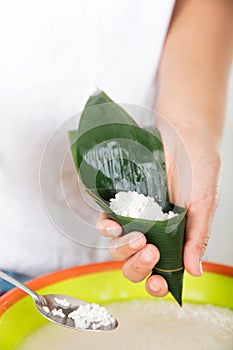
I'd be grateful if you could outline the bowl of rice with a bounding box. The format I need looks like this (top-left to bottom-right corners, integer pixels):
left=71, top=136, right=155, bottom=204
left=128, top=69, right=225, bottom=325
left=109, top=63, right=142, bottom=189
left=0, top=261, right=232, bottom=350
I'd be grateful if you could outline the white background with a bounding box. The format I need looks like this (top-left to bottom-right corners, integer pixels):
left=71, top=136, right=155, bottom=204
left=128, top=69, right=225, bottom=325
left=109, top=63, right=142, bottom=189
left=206, top=70, right=233, bottom=266
left=0, top=0, right=232, bottom=273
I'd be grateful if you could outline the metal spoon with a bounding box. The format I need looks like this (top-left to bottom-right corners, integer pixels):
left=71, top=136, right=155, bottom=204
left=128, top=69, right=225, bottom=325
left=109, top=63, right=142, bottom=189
left=0, top=270, right=118, bottom=331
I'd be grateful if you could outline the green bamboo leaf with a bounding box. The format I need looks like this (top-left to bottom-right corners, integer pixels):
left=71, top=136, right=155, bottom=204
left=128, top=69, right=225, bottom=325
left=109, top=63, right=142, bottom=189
left=70, top=123, right=168, bottom=207
left=69, top=91, right=186, bottom=305
left=78, top=90, right=137, bottom=138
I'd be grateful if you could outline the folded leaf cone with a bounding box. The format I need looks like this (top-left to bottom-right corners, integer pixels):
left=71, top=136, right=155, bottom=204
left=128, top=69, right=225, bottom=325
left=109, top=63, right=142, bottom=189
left=69, top=91, right=186, bottom=306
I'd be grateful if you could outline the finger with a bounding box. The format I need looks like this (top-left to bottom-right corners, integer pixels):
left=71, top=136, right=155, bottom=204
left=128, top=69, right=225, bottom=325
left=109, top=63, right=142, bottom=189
left=108, top=231, right=147, bottom=261
left=97, top=212, right=122, bottom=237
left=184, top=195, right=217, bottom=276
left=145, top=275, right=168, bottom=297
left=122, top=244, right=160, bottom=282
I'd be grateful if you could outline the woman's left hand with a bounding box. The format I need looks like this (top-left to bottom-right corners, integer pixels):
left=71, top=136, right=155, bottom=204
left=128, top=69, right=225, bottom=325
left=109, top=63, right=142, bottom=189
left=97, top=212, right=169, bottom=297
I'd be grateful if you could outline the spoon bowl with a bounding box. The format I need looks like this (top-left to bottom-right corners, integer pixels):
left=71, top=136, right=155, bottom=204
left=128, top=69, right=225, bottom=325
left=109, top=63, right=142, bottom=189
left=0, top=271, right=118, bottom=331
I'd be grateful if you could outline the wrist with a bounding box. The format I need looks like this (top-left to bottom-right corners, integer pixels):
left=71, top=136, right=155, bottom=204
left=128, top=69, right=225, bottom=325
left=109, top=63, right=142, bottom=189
left=155, top=107, right=224, bottom=150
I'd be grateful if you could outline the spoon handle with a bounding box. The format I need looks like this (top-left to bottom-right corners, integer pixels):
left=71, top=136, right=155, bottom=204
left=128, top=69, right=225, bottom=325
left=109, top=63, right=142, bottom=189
left=0, top=270, right=43, bottom=304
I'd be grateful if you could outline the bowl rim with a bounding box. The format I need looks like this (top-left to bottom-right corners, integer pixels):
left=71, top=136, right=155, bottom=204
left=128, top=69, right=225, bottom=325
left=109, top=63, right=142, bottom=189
left=0, top=261, right=232, bottom=316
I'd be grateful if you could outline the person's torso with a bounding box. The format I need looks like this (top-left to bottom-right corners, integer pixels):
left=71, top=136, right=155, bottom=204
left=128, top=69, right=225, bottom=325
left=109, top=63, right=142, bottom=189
left=0, top=0, right=175, bottom=276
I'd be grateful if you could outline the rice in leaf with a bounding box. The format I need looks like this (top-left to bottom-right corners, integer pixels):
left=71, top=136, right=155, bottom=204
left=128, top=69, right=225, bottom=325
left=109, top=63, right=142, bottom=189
left=69, top=91, right=186, bottom=306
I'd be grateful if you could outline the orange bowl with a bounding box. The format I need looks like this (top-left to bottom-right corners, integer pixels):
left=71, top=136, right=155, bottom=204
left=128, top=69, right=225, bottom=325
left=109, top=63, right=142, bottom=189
left=0, top=261, right=232, bottom=350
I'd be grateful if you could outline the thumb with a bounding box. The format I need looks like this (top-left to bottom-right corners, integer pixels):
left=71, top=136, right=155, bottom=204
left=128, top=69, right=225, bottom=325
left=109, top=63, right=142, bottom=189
left=183, top=196, right=217, bottom=276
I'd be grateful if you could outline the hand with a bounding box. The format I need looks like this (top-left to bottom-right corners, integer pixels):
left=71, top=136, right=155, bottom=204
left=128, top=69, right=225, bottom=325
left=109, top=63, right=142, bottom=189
left=97, top=119, right=221, bottom=298
left=97, top=0, right=231, bottom=299
left=97, top=212, right=169, bottom=297
left=161, top=119, right=221, bottom=277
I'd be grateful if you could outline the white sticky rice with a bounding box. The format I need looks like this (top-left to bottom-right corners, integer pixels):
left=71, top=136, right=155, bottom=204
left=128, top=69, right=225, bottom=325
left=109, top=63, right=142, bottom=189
left=16, top=300, right=233, bottom=350
left=109, top=191, right=177, bottom=220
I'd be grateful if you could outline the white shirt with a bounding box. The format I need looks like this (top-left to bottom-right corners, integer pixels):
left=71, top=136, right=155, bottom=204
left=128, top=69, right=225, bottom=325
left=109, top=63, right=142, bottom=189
left=0, top=0, right=175, bottom=276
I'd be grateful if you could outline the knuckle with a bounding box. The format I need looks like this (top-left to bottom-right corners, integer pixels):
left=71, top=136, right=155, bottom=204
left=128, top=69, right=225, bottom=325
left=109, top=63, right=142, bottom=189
left=122, top=260, right=152, bottom=283
left=196, top=240, right=209, bottom=257
left=122, top=266, right=138, bottom=282
left=108, top=246, right=125, bottom=261
left=122, top=267, right=144, bottom=283
left=108, top=237, right=129, bottom=261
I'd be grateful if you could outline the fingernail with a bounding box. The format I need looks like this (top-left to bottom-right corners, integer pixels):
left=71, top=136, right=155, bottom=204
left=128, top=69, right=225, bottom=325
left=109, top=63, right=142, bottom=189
left=149, top=279, right=161, bottom=292
left=140, top=247, right=154, bottom=263
left=199, top=260, right=203, bottom=275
